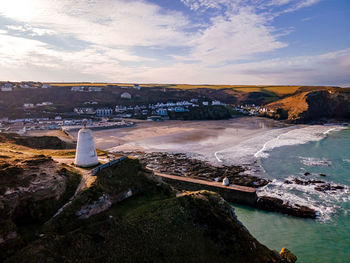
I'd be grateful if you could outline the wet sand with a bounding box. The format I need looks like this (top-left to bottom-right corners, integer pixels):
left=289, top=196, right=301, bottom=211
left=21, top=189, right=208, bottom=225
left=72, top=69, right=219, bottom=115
left=72, top=117, right=287, bottom=165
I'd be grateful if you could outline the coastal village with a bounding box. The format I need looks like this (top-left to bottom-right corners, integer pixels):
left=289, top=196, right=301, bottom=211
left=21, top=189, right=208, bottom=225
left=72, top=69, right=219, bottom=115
left=0, top=81, right=274, bottom=134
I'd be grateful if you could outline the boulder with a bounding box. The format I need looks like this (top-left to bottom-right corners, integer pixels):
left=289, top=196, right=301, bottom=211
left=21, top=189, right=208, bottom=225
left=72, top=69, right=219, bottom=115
left=256, top=196, right=316, bottom=219
left=280, top=247, right=297, bottom=263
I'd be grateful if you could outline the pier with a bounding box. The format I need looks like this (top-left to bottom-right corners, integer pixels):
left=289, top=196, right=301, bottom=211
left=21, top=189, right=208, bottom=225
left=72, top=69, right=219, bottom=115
left=154, top=172, right=258, bottom=205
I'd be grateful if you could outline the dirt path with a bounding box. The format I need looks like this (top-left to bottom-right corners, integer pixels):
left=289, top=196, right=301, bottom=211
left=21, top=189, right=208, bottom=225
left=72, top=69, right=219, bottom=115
left=53, top=157, right=97, bottom=196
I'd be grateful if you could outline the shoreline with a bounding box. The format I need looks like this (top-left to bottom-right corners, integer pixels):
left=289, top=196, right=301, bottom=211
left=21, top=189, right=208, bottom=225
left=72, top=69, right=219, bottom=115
left=28, top=116, right=348, bottom=219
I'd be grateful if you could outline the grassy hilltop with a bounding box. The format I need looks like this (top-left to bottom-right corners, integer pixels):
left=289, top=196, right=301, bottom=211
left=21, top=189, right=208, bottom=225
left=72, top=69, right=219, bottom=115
left=0, top=133, right=294, bottom=262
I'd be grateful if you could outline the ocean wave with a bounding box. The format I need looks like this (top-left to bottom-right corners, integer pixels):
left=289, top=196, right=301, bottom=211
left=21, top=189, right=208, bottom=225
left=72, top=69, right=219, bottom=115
left=257, top=176, right=350, bottom=221
left=215, top=125, right=345, bottom=165
left=299, top=157, right=332, bottom=166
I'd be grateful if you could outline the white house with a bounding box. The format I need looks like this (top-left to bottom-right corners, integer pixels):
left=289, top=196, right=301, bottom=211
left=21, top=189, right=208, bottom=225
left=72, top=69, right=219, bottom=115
left=1, top=87, right=12, bottom=92
left=212, top=100, right=222, bottom=106
left=88, top=86, right=102, bottom=92
left=71, top=86, right=85, bottom=92
left=115, top=105, right=127, bottom=112
left=121, top=92, right=132, bottom=99
left=20, top=84, right=31, bottom=89
left=133, top=84, right=141, bottom=90
left=1, top=83, right=13, bottom=91
left=42, top=102, right=53, bottom=106
left=23, top=103, right=35, bottom=108
left=96, top=108, right=113, bottom=117
left=202, top=101, right=209, bottom=106
left=74, top=107, right=95, bottom=115
left=42, top=84, right=51, bottom=89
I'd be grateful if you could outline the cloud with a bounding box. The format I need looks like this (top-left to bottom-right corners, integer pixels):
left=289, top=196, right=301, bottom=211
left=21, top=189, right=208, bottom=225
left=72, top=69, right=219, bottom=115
left=122, top=49, right=350, bottom=86
left=0, top=0, right=344, bottom=86
left=0, top=0, right=190, bottom=47
left=188, top=7, right=287, bottom=64
left=6, top=24, right=55, bottom=36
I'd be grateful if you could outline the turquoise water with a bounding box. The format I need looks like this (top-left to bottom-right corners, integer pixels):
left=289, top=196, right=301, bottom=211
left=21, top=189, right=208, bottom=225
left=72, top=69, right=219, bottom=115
left=234, top=128, right=350, bottom=263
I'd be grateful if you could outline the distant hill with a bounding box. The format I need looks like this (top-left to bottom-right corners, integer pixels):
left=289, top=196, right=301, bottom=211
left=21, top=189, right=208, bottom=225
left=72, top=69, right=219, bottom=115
left=266, top=87, right=350, bottom=122
left=0, top=82, right=338, bottom=118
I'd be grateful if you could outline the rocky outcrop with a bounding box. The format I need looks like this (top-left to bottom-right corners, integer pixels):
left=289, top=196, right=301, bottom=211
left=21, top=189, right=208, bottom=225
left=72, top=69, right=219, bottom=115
left=4, top=158, right=294, bottom=263
left=256, top=196, right=316, bottom=219
left=0, top=155, right=81, bottom=261
left=135, top=152, right=269, bottom=188
left=284, top=178, right=345, bottom=193
left=280, top=248, right=297, bottom=263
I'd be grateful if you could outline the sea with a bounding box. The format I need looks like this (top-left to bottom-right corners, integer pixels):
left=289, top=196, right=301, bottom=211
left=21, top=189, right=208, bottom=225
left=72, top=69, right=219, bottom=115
left=231, top=127, right=350, bottom=263
left=104, top=117, right=350, bottom=262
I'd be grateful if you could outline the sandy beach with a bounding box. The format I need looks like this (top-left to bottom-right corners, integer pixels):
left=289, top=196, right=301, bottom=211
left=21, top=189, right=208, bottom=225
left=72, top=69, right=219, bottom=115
left=69, top=117, right=288, bottom=165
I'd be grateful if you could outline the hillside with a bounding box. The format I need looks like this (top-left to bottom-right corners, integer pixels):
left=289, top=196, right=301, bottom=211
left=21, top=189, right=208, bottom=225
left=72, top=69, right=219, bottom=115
left=6, top=158, right=290, bottom=263
left=0, top=82, right=339, bottom=118
left=266, top=87, right=350, bottom=122
left=0, top=134, right=296, bottom=262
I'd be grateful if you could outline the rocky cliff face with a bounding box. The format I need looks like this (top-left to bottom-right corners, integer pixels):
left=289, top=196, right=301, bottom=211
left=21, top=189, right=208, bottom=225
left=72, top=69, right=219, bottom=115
left=0, top=155, right=81, bottom=260
left=3, top=158, right=295, bottom=263
left=266, top=88, right=350, bottom=123
left=301, top=90, right=350, bottom=121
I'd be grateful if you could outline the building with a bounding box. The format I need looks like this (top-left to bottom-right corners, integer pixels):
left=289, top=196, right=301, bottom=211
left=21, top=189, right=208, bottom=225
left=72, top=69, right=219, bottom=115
left=156, top=108, right=168, bottom=116
left=1, top=87, right=12, bottom=91
left=121, top=92, right=132, bottom=99
left=37, top=102, right=53, bottom=106
left=71, top=86, right=85, bottom=92
left=222, top=177, right=229, bottom=186
left=115, top=105, right=127, bottom=113
left=88, top=86, right=102, bottom=92
left=96, top=108, right=113, bottom=117
left=74, top=127, right=99, bottom=167
left=23, top=103, right=35, bottom=108
left=133, top=84, right=141, bottom=90
left=20, top=84, right=31, bottom=89
left=212, top=100, right=222, bottom=106
left=74, top=107, right=95, bottom=115
left=175, top=107, right=188, bottom=112
left=1, top=83, right=13, bottom=91
left=202, top=101, right=209, bottom=106
left=41, top=84, right=51, bottom=88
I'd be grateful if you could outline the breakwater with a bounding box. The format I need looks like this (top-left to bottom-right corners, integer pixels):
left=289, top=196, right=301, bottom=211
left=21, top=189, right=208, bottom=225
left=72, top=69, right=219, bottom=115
left=154, top=172, right=258, bottom=206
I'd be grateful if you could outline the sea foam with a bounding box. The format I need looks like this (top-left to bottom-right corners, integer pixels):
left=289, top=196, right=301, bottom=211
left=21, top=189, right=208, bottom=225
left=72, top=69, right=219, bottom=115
left=215, top=125, right=345, bottom=165
left=257, top=176, right=350, bottom=221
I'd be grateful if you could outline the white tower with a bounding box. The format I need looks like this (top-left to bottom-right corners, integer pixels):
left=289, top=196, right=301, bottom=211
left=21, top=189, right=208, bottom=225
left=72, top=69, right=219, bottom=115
left=74, top=125, right=99, bottom=167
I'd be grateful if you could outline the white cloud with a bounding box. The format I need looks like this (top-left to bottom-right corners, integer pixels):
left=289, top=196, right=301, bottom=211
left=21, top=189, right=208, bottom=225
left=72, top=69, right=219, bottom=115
left=0, top=0, right=190, bottom=47
left=188, top=7, right=287, bottom=64
left=118, top=49, right=350, bottom=86
left=6, top=24, right=55, bottom=36
left=0, top=0, right=345, bottom=86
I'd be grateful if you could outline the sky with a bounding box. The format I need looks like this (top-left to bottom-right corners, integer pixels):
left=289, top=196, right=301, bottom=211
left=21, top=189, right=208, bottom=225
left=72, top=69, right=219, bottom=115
left=0, top=0, right=349, bottom=86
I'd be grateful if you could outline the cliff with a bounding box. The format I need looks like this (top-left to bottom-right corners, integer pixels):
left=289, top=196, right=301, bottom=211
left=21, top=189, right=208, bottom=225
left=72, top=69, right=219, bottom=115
left=0, top=133, right=75, bottom=149
left=266, top=87, right=350, bottom=122
left=2, top=157, right=293, bottom=262
left=0, top=155, right=81, bottom=260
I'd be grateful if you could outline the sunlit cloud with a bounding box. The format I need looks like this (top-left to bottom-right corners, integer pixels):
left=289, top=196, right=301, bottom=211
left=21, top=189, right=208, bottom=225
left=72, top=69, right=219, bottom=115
left=0, top=0, right=348, bottom=86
